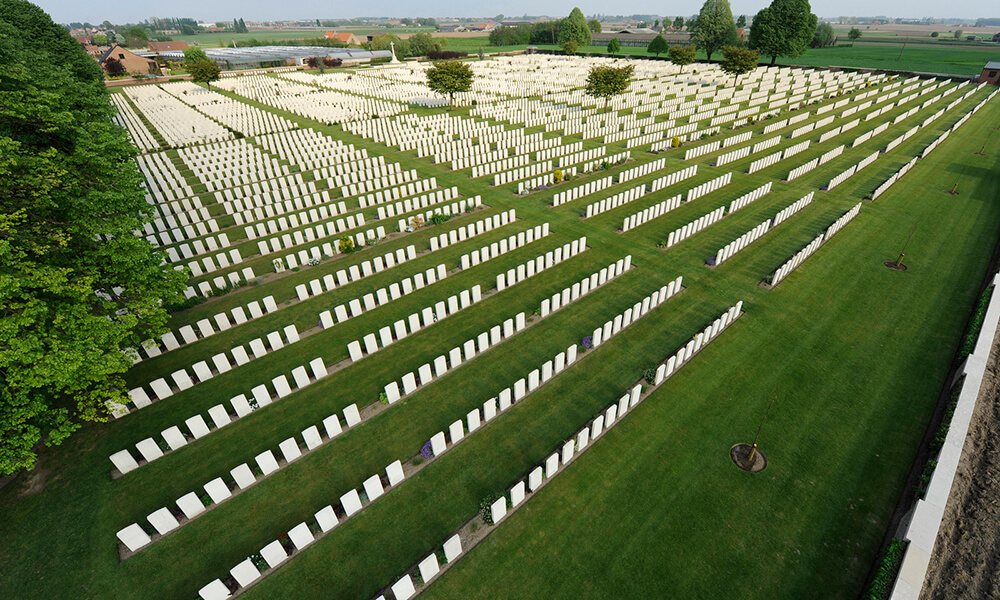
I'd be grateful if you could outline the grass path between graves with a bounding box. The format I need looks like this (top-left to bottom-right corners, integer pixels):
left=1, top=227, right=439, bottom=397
left=0, top=73, right=996, bottom=600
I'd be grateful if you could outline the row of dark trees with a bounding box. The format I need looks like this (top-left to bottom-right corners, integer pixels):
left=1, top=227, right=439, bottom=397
left=488, top=8, right=593, bottom=47
left=1, top=1, right=187, bottom=475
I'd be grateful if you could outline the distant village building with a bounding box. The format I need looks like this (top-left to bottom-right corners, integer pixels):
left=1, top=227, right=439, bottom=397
left=323, top=32, right=362, bottom=45
left=99, top=44, right=159, bottom=75
left=979, top=61, right=1000, bottom=86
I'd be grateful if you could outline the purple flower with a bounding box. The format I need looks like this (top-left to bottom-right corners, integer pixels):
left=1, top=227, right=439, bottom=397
left=706, top=256, right=716, bottom=266
left=582, top=335, right=593, bottom=349
left=420, top=441, right=433, bottom=459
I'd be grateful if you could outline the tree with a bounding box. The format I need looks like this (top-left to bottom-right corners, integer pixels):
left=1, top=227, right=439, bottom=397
left=0, top=1, right=186, bottom=476
left=674, top=16, right=685, bottom=29
left=585, top=63, right=635, bottom=111
left=305, top=56, right=319, bottom=69
left=103, top=56, right=126, bottom=76
left=848, top=27, right=862, bottom=40
left=812, top=22, right=835, bottom=47
left=425, top=59, right=474, bottom=107
left=736, top=14, right=747, bottom=28
left=720, top=45, right=759, bottom=86
left=238, top=18, right=247, bottom=33
left=408, top=32, right=437, bottom=57
left=188, top=59, right=221, bottom=88
left=647, top=34, right=668, bottom=56
left=559, top=7, right=592, bottom=47
left=183, top=45, right=209, bottom=65
left=563, top=40, right=578, bottom=55
left=370, top=33, right=409, bottom=58
left=607, top=37, right=621, bottom=56
left=588, top=19, right=602, bottom=33
left=92, top=33, right=107, bottom=45
left=747, top=0, right=817, bottom=65
left=953, top=29, right=962, bottom=39
left=654, top=19, right=660, bottom=29
left=930, top=31, right=939, bottom=37
left=669, top=44, right=698, bottom=72
left=694, top=0, right=738, bottom=61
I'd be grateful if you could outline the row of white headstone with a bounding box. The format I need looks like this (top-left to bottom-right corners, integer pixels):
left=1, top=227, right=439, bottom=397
left=714, top=145, right=751, bottom=167
left=459, top=222, right=551, bottom=271
left=686, top=172, right=733, bottom=202
left=714, top=220, right=772, bottom=266
left=317, top=264, right=448, bottom=328
left=772, top=192, right=816, bottom=227
left=621, top=194, right=684, bottom=233
left=770, top=202, right=863, bottom=287
left=540, top=256, right=633, bottom=318
left=552, top=175, right=615, bottom=207
left=126, top=323, right=302, bottom=412
left=196, top=457, right=408, bottom=600
left=819, top=144, right=846, bottom=166
left=728, top=182, right=774, bottom=214
left=349, top=282, right=485, bottom=363
left=492, top=159, right=552, bottom=187
left=584, top=184, right=648, bottom=219
left=871, top=157, right=918, bottom=200
left=649, top=165, right=699, bottom=192
left=665, top=206, right=727, bottom=249
left=617, top=157, right=667, bottom=185
left=495, top=236, right=589, bottom=292
left=110, top=356, right=336, bottom=476
left=786, top=158, right=819, bottom=182
left=683, top=140, right=721, bottom=161
left=590, top=275, right=684, bottom=349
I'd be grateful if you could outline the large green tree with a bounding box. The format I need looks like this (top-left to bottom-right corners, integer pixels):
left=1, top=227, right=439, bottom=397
left=189, top=59, right=221, bottom=87
left=812, top=21, right=836, bottom=47
left=585, top=63, right=634, bottom=111
left=748, top=0, right=818, bottom=65
left=694, top=0, right=738, bottom=61
left=719, top=45, right=759, bottom=86
left=647, top=34, right=668, bottom=56
left=669, top=44, right=698, bottom=72
left=559, top=7, right=592, bottom=47
left=408, top=32, right=438, bottom=57
left=0, top=0, right=186, bottom=475
left=607, top=37, right=621, bottom=56
left=183, top=45, right=209, bottom=65
left=425, top=59, right=474, bottom=106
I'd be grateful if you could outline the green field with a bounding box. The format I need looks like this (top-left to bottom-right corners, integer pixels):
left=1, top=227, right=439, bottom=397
left=529, top=40, right=997, bottom=77
left=1, top=62, right=998, bottom=600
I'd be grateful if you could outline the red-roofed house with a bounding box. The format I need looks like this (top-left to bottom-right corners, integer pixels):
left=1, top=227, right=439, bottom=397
left=324, top=31, right=361, bottom=45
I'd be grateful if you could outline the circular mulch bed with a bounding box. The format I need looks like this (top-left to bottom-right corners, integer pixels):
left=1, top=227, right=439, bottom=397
left=884, top=261, right=908, bottom=271
left=730, top=443, right=767, bottom=472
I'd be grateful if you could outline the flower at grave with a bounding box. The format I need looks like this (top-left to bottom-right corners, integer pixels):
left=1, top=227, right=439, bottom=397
left=582, top=335, right=593, bottom=349
left=706, top=256, right=716, bottom=266
left=420, top=441, right=433, bottom=459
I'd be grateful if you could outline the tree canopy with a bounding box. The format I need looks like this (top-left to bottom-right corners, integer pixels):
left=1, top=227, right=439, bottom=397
left=720, top=45, right=759, bottom=85
left=848, top=28, right=862, bottom=40
left=425, top=60, right=474, bottom=106
left=182, top=45, right=209, bottom=65
left=694, top=0, right=738, bottom=61
left=408, top=32, right=438, bottom=57
left=747, top=0, right=818, bottom=65
left=588, top=19, right=602, bottom=33
left=559, top=7, right=592, bottom=47
left=673, top=16, right=685, bottom=29
left=189, top=59, right=221, bottom=87
left=0, top=0, right=186, bottom=475
left=668, top=44, right=698, bottom=72
left=812, top=22, right=836, bottom=47
left=607, top=37, right=621, bottom=56
left=585, top=63, right=635, bottom=111
left=647, top=34, right=668, bottom=56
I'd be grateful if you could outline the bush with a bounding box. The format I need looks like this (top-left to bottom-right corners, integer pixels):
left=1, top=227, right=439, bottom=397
left=323, top=58, right=343, bottom=68
left=480, top=492, right=502, bottom=525
left=563, top=41, right=578, bottom=55
left=930, top=32, right=939, bottom=37
left=164, top=294, right=206, bottom=313
left=959, top=285, right=994, bottom=360
left=370, top=56, right=391, bottom=65
left=379, top=392, right=389, bottom=405
left=862, top=538, right=906, bottom=600
left=412, top=456, right=424, bottom=466
left=671, top=136, right=680, bottom=148
left=339, top=235, right=355, bottom=253
left=553, top=169, right=563, bottom=183
left=643, top=368, right=656, bottom=384
left=429, top=213, right=450, bottom=226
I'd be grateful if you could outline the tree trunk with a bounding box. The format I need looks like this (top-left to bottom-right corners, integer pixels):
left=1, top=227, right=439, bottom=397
left=770, top=55, right=777, bottom=66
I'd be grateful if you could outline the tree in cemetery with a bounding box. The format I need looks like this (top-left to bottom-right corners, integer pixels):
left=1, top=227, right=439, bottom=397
left=607, top=37, right=621, bottom=56
left=0, top=0, right=187, bottom=476
left=747, top=0, right=817, bottom=65
left=736, top=14, right=747, bottom=28
left=719, top=45, right=759, bottom=86
left=103, top=55, right=126, bottom=76
left=188, top=59, right=221, bottom=88
left=848, top=27, right=862, bottom=40
left=559, top=7, right=593, bottom=47
left=673, top=16, right=685, bottom=29
left=563, top=40, right=578, bottom=55
left=694, top=0, right=738, bottom=61
left=585, top=63, right=635, bottom=112
left=183, top=45, right=209, bottom=66
left=408, top=32, right=438, bottom=57
left=588, top=19, right=602, bottom=33
left=371, top=34, right=410, bottom=58
left=425, top=59, right=474, bottom=107
left=812, top=21, right=836, bottom=47
left=668, top=44, right=698, bottom=72
left=647, top=34, right=668, bottom=56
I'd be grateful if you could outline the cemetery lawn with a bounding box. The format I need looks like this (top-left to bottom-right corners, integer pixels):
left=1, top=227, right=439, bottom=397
left=0, top=70, right=998, bottom=600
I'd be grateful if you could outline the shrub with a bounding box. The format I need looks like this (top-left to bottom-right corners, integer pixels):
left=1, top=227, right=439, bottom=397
left=930, top=32, right=939, bottom=37
left=480, top=492, right=502, bottom=525
left=563, top=41, right=578, bottom=55
left=959, top=285, right=994, bottom=360
left=671, top=136, right=680, bottom=148
left=339, top=235, right=355, bottom=253
left=323, top=58, right=343, bottom=68
left=427, top=50, right=468, bottom=60
left=412, top=456, right=424, bottom=466
left=164, top=294, right=206, bottom=313
left=862, top=538, right=906, bottom=600
left=420, top=441, right=434, bottom=459
left=430, top=213, right=450, bottom=226
left=643, top=368, right=656, bottom=384
left=379, top=392, right=389, bottom=405
left=582, top=335, right=593, bottom=349
left=553, top=169, right=563, bottom=183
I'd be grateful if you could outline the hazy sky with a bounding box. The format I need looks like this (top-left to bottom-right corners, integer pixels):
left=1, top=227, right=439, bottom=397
left=39, top=0, right=997, bottom=26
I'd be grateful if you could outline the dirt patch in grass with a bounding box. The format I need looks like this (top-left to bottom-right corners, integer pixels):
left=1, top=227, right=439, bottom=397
left=921, top=329, right=1000, bottom=600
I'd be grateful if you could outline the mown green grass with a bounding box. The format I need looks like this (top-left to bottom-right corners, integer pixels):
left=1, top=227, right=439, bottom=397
left=0, top=65, right=996, bottom=600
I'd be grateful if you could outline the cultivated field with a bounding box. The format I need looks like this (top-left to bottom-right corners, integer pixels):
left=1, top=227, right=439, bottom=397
left=1, top=55, right=997, bottom=600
